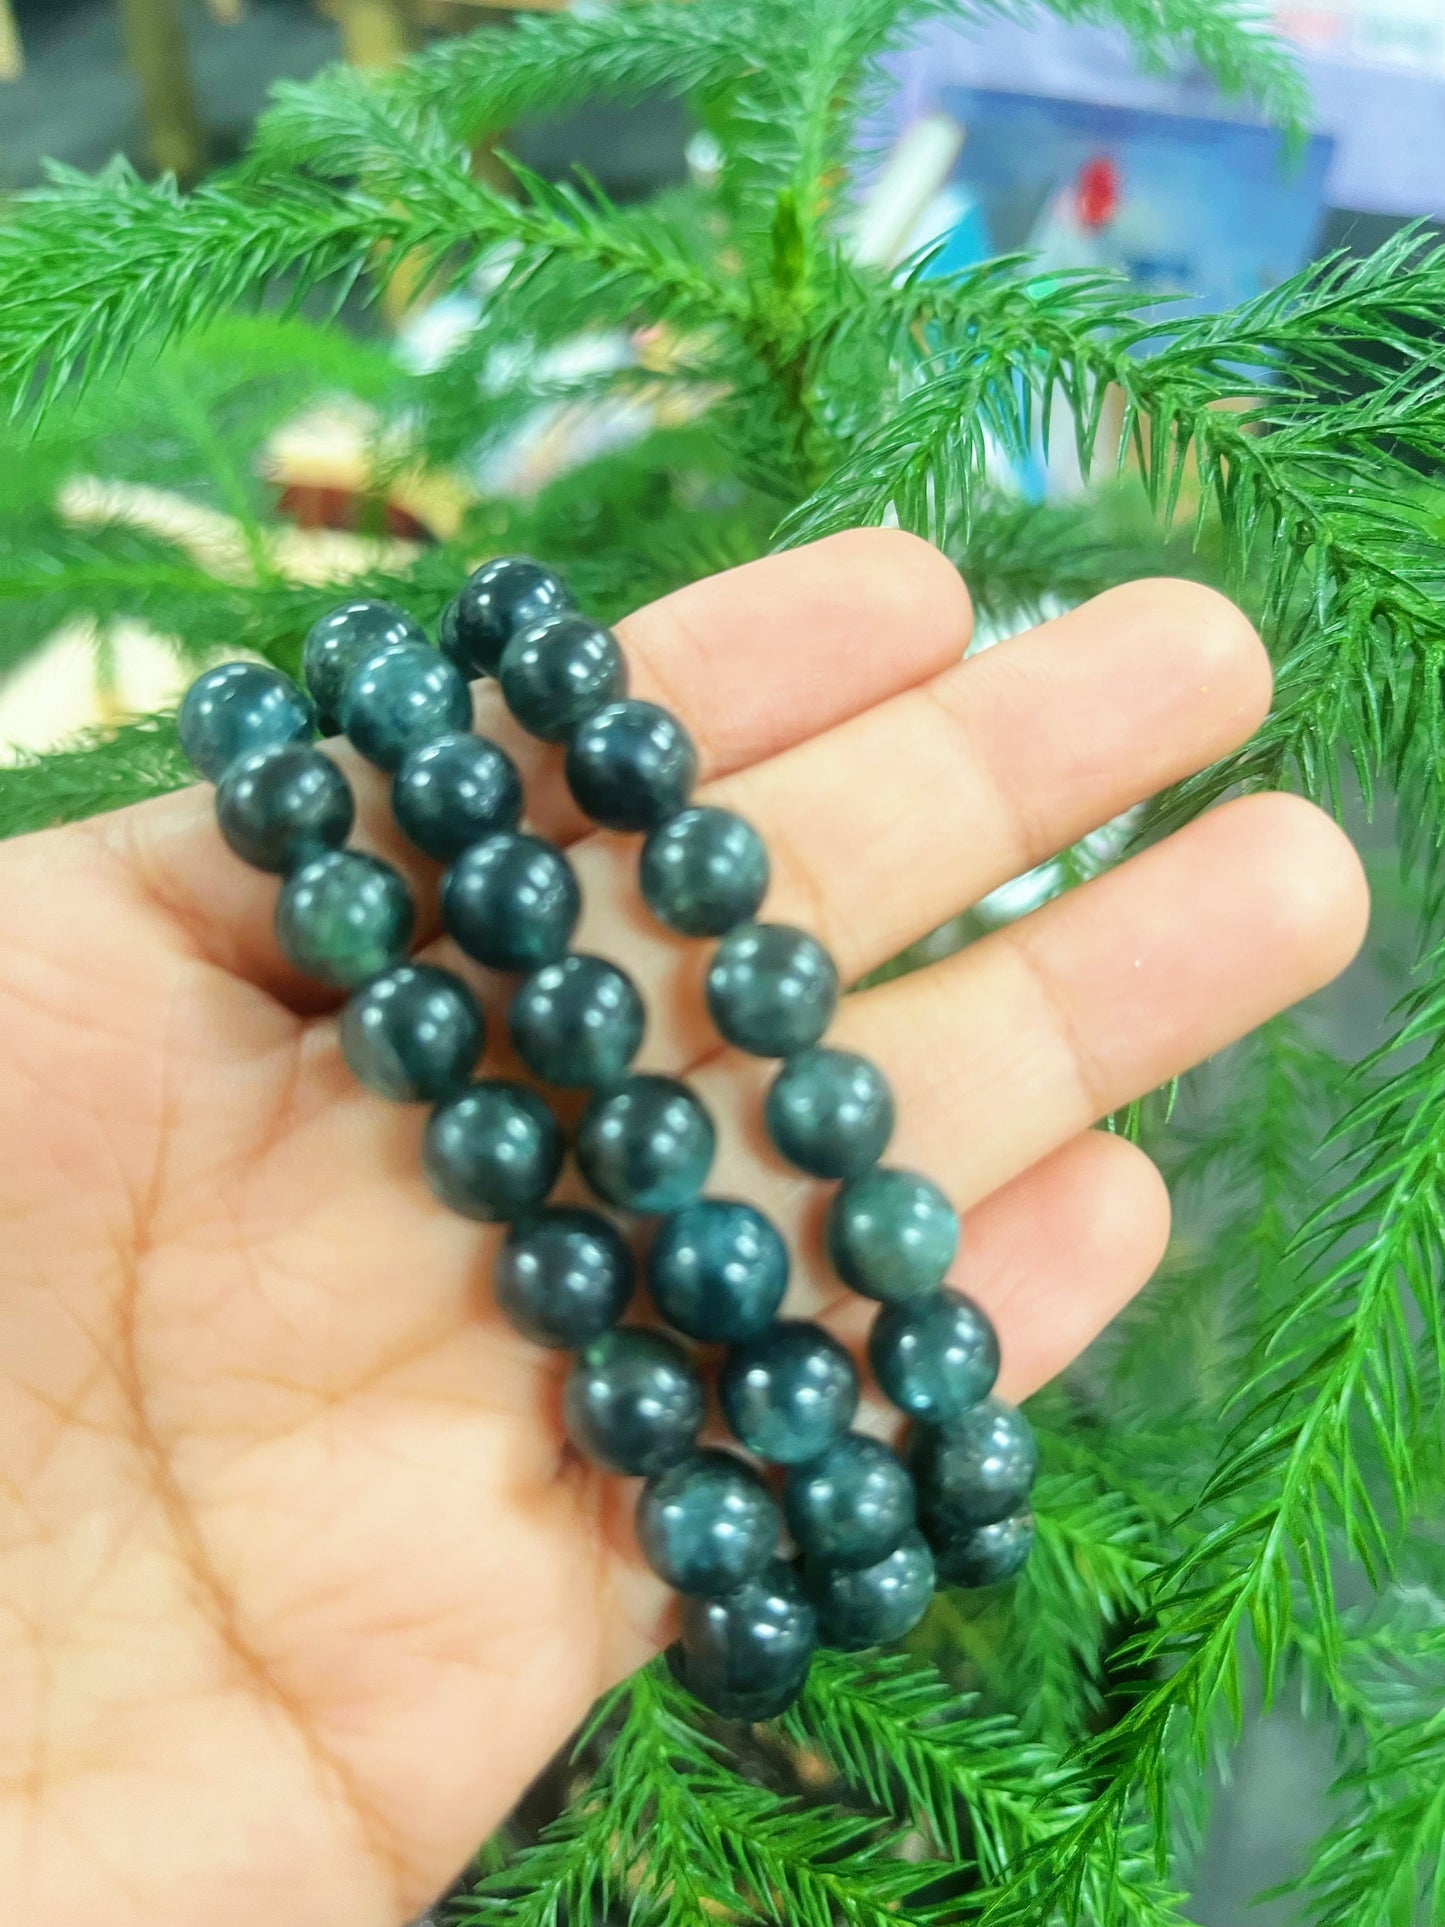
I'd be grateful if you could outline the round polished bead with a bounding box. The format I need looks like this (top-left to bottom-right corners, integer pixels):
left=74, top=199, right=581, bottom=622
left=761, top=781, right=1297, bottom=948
left=339, top=641, right=471, bottom=772
left=216, top=743, right=353, bottom=873
left=783, top=1433, right=917, bottom=1571
left=637, top=1449, right=780, bottom=1595
left=826, top=1166, right=959, bottom=1302
left=443, top=556, right=572, bottom=679
left=275, top=850, right=414, bottom=988
left=509, top=954, right=645, bottom=1089
left=494, top=1206, right=634, bottom=1347
left=705, top=923, right=839, bottom=1058
left=179, top=661, right=313, bottom=781
left=564, top=1328, right=705, bottom=1476
left=302, top=599, right=428, bottom=727
left=647, top=1199, right=787, bottom=1342
left=868, top=1287, right=1000, bottom=1421
left=639, top=807, right=770, bottom=938
left=909, top=1398, right=1040, bottom=1537
left=719, top=1321, right=858, bottom=1464
left=673, top=1560, right=817, bottom=1719
left=766, top=1048, right=894, bottom=1179
left=338, top=963, right=484, bottom=1102
left=499, top=614, right=628, bottom=742
left=807, top=1529, right=936, bottom=1650
left=566, top=700, right=697, bottom=832
left=577, top=1075, right=716, bottom=1214
left=392, top=732, right=523, bottom=864
left=442, top=833, right=581, bottom=973
left=933, top=1510, right=1036, bottom=1589
left=423, top=1080, right=563, bottom=1222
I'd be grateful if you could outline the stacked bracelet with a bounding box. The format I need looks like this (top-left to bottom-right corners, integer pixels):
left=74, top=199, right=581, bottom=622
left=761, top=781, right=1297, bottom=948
left=175, top=554, right=1038, bottom=1724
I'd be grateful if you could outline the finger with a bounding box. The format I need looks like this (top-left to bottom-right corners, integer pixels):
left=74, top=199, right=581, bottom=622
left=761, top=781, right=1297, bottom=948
left=93, top=530, right=971, bottom=1004
left=688, top=791, right=1368, bottom=1305
left=569, top=577, right=1271, bottom=1066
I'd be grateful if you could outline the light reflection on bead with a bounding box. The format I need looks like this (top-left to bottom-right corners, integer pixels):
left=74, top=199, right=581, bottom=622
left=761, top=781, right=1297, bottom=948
left=868, top=1287, right=1000, bottom=1421
left=647, top=1198, right=787, bottom=1342
left=494, top=1206, right=634, bottom=1347
left=908, top=1398, right=1040, bottom=1537
left=826, top=1166, right=959, bottom=1302
left=564, top=1328, right=705, bottom=1476
left=718, top=1321, right=858, bottom=1464
left=509, top=954, right=645, bottom=1089
left=179, top=662, right=314, bottom=781
left=705, top=923, right=838, bottom=1057
left=423, top=1080, right=563, bottom=1222
left=577, top=1075, right=716, bottom=1214
left=672, top=1559, right=817, bottom=1719
left=637, top=1449, right=780, bottom=1595
left=806, top=1528, right=936, bottom=1650
left=275, top=849, right=413, bottom=988
left=339, top=963, right=483, bottom=1103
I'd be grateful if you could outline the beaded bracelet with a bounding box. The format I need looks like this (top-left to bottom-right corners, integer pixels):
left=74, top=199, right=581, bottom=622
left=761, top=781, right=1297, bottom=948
left=176, top=555, right=1039, bottom=1723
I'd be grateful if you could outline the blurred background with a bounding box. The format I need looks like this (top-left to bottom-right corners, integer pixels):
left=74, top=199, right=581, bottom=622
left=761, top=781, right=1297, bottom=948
left=0, top=4, right=1441, bottom=1922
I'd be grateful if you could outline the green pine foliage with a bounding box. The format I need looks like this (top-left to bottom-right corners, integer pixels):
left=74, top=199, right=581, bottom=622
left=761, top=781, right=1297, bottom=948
left=0, top=1, right=1442, bottom=1920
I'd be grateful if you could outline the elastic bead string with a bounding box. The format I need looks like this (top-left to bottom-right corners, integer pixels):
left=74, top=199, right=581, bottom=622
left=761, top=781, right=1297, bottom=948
left=175, top=554, right=1038, bottom=1724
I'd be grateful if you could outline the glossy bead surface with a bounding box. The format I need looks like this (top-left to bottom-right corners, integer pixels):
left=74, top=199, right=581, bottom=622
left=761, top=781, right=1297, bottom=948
left=783, top=1433, right=917, bottom=1571
left=392, top=732, right=522, bottom=864
left=933, top=1510, right=1036, bottom=1588
left=339, top=641, right=471, bottom=772
left=509, top=954, right=645, bottom=1089
left=827, top=1166, right=959, bottom=1302
left=494, top=1207, right=634, bottom=1347
left=673, top=1560, right=817, bottom=1720
left=564, top=1328, right=705, bottom=1476
left=766, top=1047, right=894, bottom=1179
left=179, top=661, right=313, bottom=781
left=637, top=1449, right=780, bottom=1595
left=566, top=700, right=697, bottom=831
left=719, top=1321, right=858, bottom=1464
left=705, top=923, right=839, bottom=1058
left=275, top=850, right=414, bottom=988
left=807, top=1529, right=936, bottom=1650
left=423, top=1080, right=563, bottom=1222
left=909, top=1398, right=1040, bottom=1536
left=648, top=1198, right=787, bottom=1342
left=577, top=1075, right=715, bottom=1214
left=442, top=833, right=581, bottom=973
left=444, top=556, right=572, bottom=679
left=868, top=1287, right=1000, bottom=1421
left=499, top=613, right=627, bottom=742
left=639, top=807, right=770, bottom=938
left=338, top=963, right=484, bottom=1103
left=303, top=599, right=428, bottom=727
left=216, top=743, right=353, bottom=873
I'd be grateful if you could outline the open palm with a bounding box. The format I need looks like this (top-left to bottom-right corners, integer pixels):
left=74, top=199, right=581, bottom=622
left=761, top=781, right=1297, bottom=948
left=0, top=532, right=1366, bottom=1927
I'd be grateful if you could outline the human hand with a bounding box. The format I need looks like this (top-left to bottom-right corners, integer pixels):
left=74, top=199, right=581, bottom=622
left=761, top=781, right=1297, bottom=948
left=0, top=532, right=1367, bottom=1926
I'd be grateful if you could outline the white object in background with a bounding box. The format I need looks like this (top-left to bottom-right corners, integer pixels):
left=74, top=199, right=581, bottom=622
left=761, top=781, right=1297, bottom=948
left=0, top=622, right=188, bottom=764
left=852, top=113, right=966, bottom=267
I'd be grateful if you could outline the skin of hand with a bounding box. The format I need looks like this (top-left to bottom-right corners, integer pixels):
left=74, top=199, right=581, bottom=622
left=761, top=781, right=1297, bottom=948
left=0, top=531, right=1367, bottom=1927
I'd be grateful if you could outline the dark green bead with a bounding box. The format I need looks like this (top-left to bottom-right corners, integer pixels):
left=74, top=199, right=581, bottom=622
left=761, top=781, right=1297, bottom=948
left=275, top=850, right=414, bottom=989
left=444, top=556, right=572, bottom=679
left=499, top=614, right=627, bottom=742
left=442, top=833, right=581, bottom=973
left=637, top=1448, right=780, bottom=1595
left=303, top=599, right=428, bottom=727
left=933, top=1510, right=1035, bottom=1589
left=340, top=641, right=472, bottom=772
left=719, top=1321, right=858, bottom=1465
left=577, top=1075, right=715, bottom=1214
left=564, top=1328, right=704, bottom=1475
left=827, top=1166, right=959, bottom=1302
left=338, top=963, right=484, bottom=1103
left=806, top=1529, right=935, bottom=1650
left=566, top=700, right=697, bottom=831
left=494, top=1206, right=633, bottom=1347
left=766, top=1047, right=894, bottom=1179
left=673, top=1560, right=817, bottom=1719
left=392, top=732, right=523, bottom=864
left=639, top=807, right=770, bottom=938
left=868, top=1287, right=999, bottom=1421
left=423, top=1080, right=563, bottom=1222
left=178, top=661, right=313, bottom=781
left=908, top=1398, right=1040, bottom=1537
left=509, top=954, right=645, bottom=1089
left=648, top=1198, right=787, bottom=1342
left=783, top=1433, right=916, bottom=1571
left=216, top=743, right=353, bottom=874
left=705, top=923, right=839, bottom=1058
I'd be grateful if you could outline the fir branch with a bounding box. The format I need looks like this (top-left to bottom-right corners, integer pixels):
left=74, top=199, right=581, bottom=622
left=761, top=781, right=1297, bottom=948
left=0, top=716, right=189, bottom=839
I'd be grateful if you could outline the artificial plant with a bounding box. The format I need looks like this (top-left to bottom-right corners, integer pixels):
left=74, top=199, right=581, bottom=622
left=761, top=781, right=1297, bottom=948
left=0, top=2, right=1442, bottom=1922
